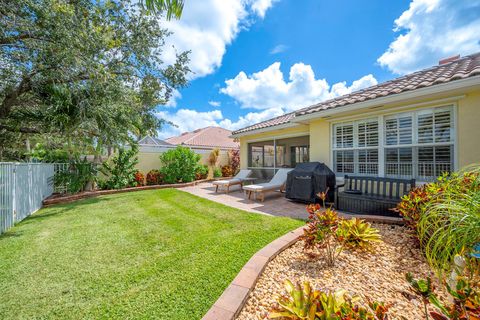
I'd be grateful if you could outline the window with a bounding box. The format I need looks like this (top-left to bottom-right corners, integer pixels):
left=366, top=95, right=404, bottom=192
left=248, top=142, right=275, bottom=167
left=248, top=136, right=310, bottom=169
left=384, top=107, right=453, bottom=180
left=332, top=106, right=455, bottom=180
left=335, top=150, right=355, bottom=173
left=291, top=146, right=310, bottom=167
left=250, top=146, right=263, bottom=167
left=333, top=119, right=379, bottom=175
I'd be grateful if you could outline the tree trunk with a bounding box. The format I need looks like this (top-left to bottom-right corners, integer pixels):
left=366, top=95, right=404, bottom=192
left=25, top=138, right=31, bottom=162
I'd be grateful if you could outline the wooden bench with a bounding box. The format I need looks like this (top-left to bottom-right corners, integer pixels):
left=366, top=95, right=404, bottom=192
left=335, top=175, right=415, bottom=217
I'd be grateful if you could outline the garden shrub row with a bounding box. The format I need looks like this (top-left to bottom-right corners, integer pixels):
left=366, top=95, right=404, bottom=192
left=55, top=145, right=241, bottom=193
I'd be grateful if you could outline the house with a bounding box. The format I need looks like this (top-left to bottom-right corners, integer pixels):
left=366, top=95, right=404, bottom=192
left=231, top=52, right=480, bottom=183
left=137, top=127, right=239, bottom=173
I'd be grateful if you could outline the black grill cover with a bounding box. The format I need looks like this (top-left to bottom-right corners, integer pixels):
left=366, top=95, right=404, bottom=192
left=285, top=162, right=336, bottom=203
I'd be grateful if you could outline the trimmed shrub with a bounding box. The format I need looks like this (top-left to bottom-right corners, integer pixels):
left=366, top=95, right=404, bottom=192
left=213, top=167, right=222, bottom=178
left=146, top=169, right=163, bottom=185
left=221, top=165, right=234, bottom=177
left=159, top=146, right=201, bottom=184
left=194, top=164, right=208, bottom=180
left=100, top=147, right=139, bottom=190
left=134, top=171, right=145, bottom=186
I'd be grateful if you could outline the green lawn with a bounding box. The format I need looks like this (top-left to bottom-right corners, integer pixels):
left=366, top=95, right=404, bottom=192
left=0, top=189, right=302, bottom=319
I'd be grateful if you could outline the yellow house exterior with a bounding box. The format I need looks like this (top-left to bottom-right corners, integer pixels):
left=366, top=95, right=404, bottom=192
left=233, top=54, right=480, bottom=183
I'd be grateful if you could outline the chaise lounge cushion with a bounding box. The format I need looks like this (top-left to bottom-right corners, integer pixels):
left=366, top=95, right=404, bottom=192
left=242, top=168, right=292, bottom=192
left=212, top=179, right=242, bottom=186
left=212, top=169, right=252, bottom=187
left=242, top=183, right=280, bottom=192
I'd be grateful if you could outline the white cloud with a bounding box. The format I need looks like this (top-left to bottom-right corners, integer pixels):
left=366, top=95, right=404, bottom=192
left=378, top=0, right=480, bottom=74
left=208, top=100, right=221, bottom=107
left=219, top=107, right=285, bottom=130
left=248, top=0, right=278, bottom=18
left=162, top=0, right=278, bottom=79
left=220, top=62, right=377, bottom=111
left=270, top=44, right=288, bottom=54
left=156, top=107, right=285, bottom=138
left=157, top=62, right=378, bottom=137
left=157, top=109, right=224, bottom=138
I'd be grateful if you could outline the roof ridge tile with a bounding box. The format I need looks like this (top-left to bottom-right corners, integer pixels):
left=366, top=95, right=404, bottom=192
left=232, top=51, right=480, bottom=136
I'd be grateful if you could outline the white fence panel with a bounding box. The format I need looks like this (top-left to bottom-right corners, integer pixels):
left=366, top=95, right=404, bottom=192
left=0, top=163, right=55, bottom=234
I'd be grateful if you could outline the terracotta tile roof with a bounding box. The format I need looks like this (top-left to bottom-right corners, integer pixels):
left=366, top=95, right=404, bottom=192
left=232, top=52, right=480, bottom=135
left=165, top=126, right=239, bottom=149
left=230, top=112, right=296, bottom=135
left=296, top=52, right=480, bottom=116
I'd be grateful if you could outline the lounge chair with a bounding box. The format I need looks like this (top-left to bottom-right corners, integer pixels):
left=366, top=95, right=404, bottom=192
left=212, top=169, right=252, bottom=194
left=242, top=168, right=292, bottom=202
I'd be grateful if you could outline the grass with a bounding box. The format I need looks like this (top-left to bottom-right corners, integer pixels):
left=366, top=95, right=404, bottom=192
left=0, top=189, right=302, bottom=319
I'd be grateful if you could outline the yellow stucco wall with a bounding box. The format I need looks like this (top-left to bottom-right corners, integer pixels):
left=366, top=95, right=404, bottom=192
left=457, top=90, right=480, bottom=168
left=238, top=88, right=480, bottom=171
left=136, top=149, right=232, bottom=173
left=308, top=119, right=331, bottom=166
left=137, top=152, right=162, bottom=173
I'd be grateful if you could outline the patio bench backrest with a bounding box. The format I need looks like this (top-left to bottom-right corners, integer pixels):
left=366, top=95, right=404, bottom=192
left=344, top=175, right=416, bottom=199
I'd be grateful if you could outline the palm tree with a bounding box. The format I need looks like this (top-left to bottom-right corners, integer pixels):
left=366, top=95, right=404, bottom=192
left=143, top=0, right=185, bottom=20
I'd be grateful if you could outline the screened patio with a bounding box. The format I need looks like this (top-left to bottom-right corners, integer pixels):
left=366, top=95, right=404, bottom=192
left=247, top=135, right=310, bottom=181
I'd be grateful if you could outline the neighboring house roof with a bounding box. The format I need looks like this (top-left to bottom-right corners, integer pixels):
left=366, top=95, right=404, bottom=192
left=232, top=52, right=480, bottom=136
left=138, top=136, right=172, bottom=146
left=165, top=126, right=239, bottom=149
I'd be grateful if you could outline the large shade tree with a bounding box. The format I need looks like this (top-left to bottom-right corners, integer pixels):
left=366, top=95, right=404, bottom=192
left=0, top=0, right=190, bottom=160
left=144, top=0, right=184, bottom=20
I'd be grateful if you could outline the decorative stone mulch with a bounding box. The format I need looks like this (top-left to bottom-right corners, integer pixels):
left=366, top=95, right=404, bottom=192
left=236, top=224, right=447, bottom=320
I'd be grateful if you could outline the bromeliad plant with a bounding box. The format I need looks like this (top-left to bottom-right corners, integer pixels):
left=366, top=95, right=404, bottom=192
left=337, top=218, right=382, bottom=250
left=303, top=191, right=382, bottom=267
left=269, top=280, right=390, bottom=320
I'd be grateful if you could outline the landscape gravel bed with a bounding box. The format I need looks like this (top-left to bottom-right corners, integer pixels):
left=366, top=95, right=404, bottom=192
left=237, top=223, right=446, bottom=320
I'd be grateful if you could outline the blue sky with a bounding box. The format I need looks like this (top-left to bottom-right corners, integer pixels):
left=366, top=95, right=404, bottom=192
left=157, top=0, right=480, bottom=138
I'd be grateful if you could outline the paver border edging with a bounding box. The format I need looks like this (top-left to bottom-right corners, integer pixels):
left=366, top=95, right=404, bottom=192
left=42, top=178, right=231, bottom=206
left=202, top=226, right=305, bottom=320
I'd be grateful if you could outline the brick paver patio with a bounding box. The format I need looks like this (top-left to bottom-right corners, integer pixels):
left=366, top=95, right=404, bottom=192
left=183, top=182, right=308, bottom=219
left=182, top=182, right=403, bottom=223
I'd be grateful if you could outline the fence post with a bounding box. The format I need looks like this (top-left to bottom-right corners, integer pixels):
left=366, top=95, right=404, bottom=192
left=12, top=165, right=16, bottom=224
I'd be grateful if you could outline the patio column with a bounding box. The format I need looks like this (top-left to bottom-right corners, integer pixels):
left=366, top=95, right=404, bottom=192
left=273, top=138, right=276, bottom=172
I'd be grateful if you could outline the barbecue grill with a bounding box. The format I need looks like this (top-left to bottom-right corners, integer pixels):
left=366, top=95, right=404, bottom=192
left=285, top=162, right=336, bottom=203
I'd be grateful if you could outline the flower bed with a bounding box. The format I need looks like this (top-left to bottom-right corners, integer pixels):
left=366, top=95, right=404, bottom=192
left=236, top=223, right=447, bottom=320
left=43, top=177, right=230, bottom=206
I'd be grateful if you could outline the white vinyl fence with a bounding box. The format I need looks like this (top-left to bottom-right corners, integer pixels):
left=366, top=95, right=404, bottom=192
left=0, top=163, right=55, bottom=234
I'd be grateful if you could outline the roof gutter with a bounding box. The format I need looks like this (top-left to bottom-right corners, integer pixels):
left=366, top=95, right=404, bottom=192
left=292, top=76, right=480, bottom=123
left=230, top=122, right=300, bottom=138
